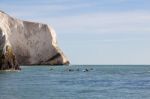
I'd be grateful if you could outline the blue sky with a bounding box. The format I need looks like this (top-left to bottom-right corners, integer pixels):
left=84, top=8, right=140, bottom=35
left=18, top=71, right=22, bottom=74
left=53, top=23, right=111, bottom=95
left=1, top=0, right=150, bottom=64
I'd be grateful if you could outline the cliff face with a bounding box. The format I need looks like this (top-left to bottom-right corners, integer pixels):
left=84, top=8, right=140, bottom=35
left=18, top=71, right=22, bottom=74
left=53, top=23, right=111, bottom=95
left=0, top=11, right=69, bottom=70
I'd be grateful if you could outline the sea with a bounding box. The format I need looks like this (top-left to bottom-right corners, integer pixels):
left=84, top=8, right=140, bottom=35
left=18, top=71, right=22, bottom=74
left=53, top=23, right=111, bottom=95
left=0, top=65, right=150, bottom=99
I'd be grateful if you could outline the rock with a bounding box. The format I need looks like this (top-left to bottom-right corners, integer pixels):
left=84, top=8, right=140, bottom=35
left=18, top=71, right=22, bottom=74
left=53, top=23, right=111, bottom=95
left=0, top=11, right=69, bottom=70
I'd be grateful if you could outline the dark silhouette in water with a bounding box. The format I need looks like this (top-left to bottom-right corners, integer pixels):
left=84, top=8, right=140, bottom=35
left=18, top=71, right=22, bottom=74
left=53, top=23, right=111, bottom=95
left=63, top=67, right=94, bottom=72
left=82, top=68, right=89, bottom=72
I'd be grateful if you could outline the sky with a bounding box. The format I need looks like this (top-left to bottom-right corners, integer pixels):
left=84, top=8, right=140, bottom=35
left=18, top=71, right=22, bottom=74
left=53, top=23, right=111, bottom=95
left=0, top=0, right=150, bottom=65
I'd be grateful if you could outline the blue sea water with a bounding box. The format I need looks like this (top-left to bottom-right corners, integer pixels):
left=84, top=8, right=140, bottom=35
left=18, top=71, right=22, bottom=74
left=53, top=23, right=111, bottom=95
left=0, top=65, right=150, bottom=99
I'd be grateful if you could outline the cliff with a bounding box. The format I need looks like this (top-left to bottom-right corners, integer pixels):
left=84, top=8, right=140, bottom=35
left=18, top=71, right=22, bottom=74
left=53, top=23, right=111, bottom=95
left=0, top=11, right=69, bottom=70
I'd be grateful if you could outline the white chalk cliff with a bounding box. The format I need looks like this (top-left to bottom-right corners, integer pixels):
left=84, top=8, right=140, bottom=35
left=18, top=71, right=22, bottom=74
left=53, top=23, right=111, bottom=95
left=0, top=11, right=69, bottom=70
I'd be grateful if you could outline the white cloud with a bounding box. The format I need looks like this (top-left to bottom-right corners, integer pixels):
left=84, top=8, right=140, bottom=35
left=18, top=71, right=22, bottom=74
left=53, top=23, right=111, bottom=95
left=36, top=11, right=150, bottom=34
left=0, top=2, right=95, bottom=18
left=1, top=2, right=150, bottom=34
